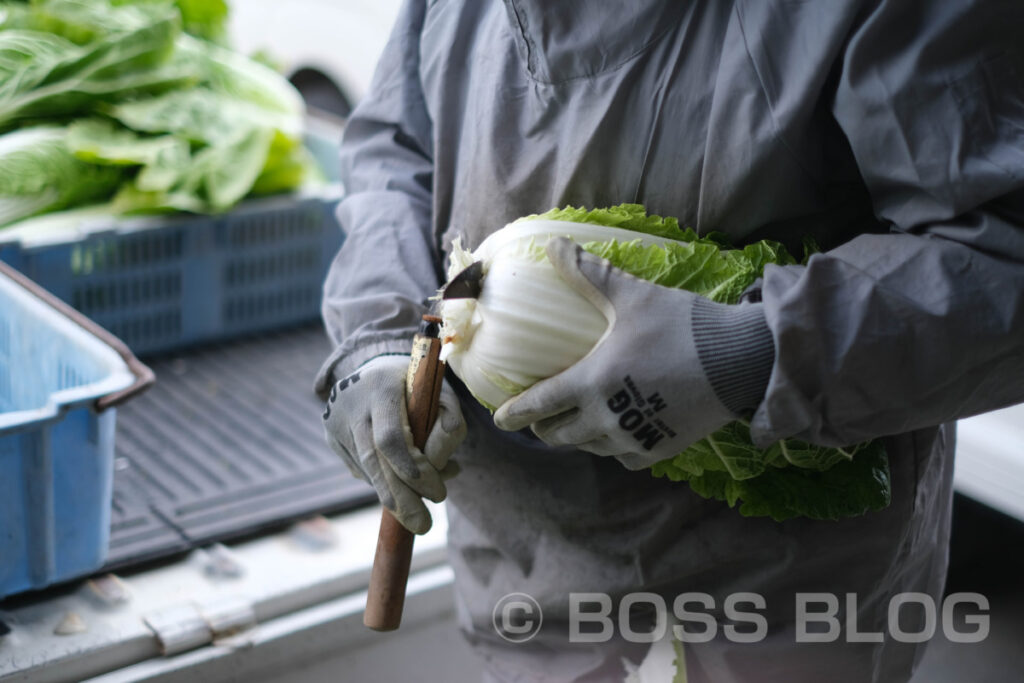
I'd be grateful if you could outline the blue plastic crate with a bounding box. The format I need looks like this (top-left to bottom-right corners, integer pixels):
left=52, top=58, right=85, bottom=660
left=0, top=188, right=344, bottom=357
left=0, top=263, right=151, bottom=599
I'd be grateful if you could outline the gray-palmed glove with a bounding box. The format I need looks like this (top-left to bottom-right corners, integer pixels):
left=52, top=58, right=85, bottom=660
left=493, top=237, right=774, bottom=470
left=322, top=355, right=466, bottom=533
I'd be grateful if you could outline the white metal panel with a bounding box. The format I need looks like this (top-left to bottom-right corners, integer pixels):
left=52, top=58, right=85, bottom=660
left=80, top=566, right=483, bottom=683
left=954, top=404, right=1024, bottom=521
left=0, top=504, right=449, bottom=682
left=227, top=0, right=402, bottom=105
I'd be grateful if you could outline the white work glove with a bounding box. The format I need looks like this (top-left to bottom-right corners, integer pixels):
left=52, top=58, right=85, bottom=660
left=494, top=238, right=773, bottom=470
left=322, top=355, right=466, bottom=534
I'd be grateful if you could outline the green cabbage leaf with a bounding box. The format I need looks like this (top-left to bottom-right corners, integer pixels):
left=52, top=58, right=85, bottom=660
left=0, top=125, right=124, bottom=225
left=0, top=0, right=315, bottom=229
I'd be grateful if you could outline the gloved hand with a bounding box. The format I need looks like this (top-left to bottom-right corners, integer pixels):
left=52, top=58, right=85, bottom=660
left=322, top=354, right=466, bottom=533
left=493, top=237, right=774, bottom=470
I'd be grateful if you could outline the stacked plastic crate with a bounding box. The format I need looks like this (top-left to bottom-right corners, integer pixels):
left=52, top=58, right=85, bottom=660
left=0, top=128, right=345, bottom=597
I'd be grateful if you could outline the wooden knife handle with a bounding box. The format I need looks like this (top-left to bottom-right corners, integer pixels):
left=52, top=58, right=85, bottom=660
left=364, top=328, right=445, bottom=631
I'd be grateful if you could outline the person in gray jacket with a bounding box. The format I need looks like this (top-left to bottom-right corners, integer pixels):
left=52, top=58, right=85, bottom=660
left=318, top=1, right=1024, bottom=681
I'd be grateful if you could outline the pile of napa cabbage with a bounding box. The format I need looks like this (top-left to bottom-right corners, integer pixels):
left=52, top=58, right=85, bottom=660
left=0, top=0, right=315, bottom=232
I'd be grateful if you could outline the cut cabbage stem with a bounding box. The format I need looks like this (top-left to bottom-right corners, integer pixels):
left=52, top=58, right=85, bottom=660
left=439, top=219, right=690, bottom=410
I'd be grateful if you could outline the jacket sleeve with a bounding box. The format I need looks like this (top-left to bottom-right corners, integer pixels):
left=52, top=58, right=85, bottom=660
left=750, top=0, right=1024, bottom=446
left=315, top=0, right=440, bottom=398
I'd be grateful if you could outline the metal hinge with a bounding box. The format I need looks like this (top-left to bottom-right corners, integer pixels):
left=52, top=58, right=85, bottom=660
left=144, top=595, right=257, bottom=656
